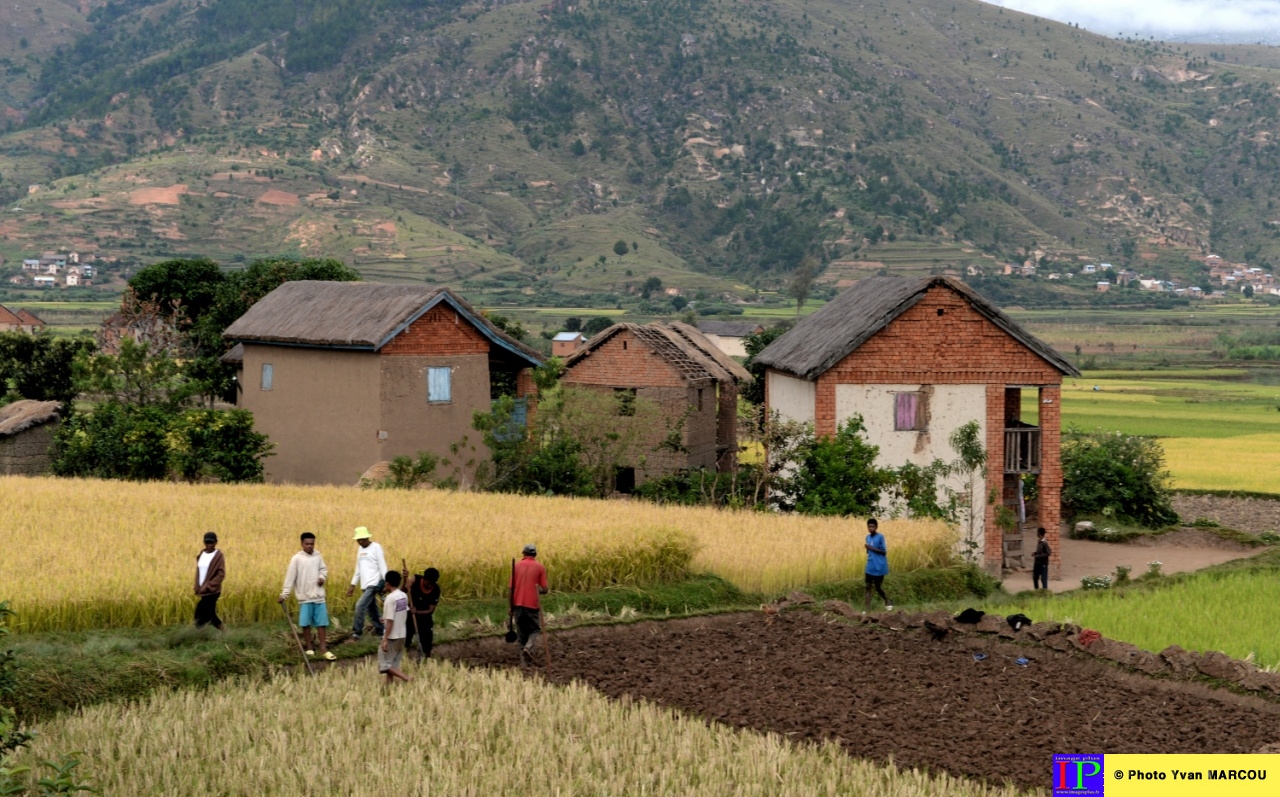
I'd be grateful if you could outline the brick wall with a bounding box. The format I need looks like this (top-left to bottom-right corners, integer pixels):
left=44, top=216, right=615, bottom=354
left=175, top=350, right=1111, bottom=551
left=1038, top=385, right=1064, bottom=580
left=563, top=330, right=722, bottom=482
left=379, top=305, right=489, bottom=356
left=0, top=423, right=58, bottom=475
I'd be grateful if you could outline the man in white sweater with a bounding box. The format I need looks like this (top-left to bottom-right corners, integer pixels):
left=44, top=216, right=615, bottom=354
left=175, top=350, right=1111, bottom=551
left=344, top=526, right=388, bottom=641
left=278, top=532, right=335, bottom=660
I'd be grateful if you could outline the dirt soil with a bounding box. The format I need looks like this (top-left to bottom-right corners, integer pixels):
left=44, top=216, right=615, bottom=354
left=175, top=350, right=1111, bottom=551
left=1002, top=533, right=1262, bottom=593
left=1172, top=494, right=1280, bottom=535
left=442, top=612, right=1280, bottom=791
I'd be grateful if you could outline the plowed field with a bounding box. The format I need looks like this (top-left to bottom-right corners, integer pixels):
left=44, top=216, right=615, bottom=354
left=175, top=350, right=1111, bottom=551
left=443, top=612, right=1280, bottom=790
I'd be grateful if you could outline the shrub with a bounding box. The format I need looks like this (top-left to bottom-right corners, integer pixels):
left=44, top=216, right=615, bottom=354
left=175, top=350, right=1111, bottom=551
left=782, top=416, right=885, bottom=517
left=1061, top=428, right=1178, bottom=528
left=1080, top=575, right=1113, bottom=590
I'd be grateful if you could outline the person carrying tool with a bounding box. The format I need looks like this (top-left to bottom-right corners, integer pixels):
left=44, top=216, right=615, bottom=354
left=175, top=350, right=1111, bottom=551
left=345, top=526, right=387, bottom=641
left=378, top=571, right=412, bottom=686
left=863, top=518, right=893, bottom=613
left=194, top=531, right=226, bottom=630
left=509, top=544, right=548, bottom=665
left=406, top=567, right=441, bottom=658
left=279, top=532, right=335, bottom=661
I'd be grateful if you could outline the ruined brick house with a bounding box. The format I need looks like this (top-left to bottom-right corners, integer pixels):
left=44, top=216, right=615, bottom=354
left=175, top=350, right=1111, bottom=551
left=561, top=322, right=750, bottom=491
left=755, top=276, right=1079, bottom=578
left=222, top=281, right=542, bottom=485
left=0, top=400, right=61, bottom=476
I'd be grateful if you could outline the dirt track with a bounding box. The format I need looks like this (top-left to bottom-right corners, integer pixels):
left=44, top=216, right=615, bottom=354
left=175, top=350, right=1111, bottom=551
left=443, top=612, right=1280, bottom=790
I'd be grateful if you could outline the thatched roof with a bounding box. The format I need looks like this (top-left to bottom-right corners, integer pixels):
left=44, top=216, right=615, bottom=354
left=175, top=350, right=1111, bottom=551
left=15, top=309, right=46, bottom=326
left=222, top=282, right=542, bottom=366
left=0, top=400, right=61, bottom=437
left=754, top=275, right=1079, bottom=380
left=565, top=322, right=751, bottom=385
left=219, top=342, right=244, bottom=366
left=697, top=320, right=763, bottom=338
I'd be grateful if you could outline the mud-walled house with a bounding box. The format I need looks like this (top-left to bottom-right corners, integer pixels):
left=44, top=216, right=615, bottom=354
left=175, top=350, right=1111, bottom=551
left=561, top=322, right=750, bottom=492
left=0, top=400, right=62, bottom=476
left=754, top=276, right=1079, bottom=579
left=223, top=281, right=543, bottom=485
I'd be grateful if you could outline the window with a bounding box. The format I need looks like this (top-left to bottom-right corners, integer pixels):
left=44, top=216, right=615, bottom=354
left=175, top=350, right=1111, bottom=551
left=260, top=363, right=273, bottom=391
left=894, top=392, right=925, bottom=431
left=696, top=388, right=704, bottom=412
left=428, top=367, right=452, bottom=403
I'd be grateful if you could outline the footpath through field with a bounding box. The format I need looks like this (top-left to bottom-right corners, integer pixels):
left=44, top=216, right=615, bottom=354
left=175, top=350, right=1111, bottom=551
left=1001, top=530, right=1263, bottom=593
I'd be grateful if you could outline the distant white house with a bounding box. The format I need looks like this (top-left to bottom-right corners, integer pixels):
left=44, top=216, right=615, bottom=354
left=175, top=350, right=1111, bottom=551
left=1082, top=264, right=1097, bottom=274
left=1099, top=263, right=1113, bottom=271
left=32, top=276, right=55, bottom=288
left=1096, top=281, right=1111, bottom=292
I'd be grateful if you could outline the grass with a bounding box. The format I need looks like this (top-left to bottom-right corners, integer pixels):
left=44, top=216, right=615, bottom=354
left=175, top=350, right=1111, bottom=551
left=0, top=476, right=956, bottom=633
left=11, top=659, right=1037, bottom=797
left=986, top=549, right=1280, bottom=669
left=1028, top=369, right=1280, bottom=491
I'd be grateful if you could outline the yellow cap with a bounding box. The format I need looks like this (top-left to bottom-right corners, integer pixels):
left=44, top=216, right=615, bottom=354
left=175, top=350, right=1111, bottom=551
left=353, top=526, right=371, bottom=540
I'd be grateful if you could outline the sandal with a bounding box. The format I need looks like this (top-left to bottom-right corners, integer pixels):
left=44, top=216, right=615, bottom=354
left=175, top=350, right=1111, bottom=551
left=323, top=652, right=337, bottom=661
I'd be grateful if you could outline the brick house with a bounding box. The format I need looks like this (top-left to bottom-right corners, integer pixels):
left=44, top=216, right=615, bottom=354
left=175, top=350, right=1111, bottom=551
left=696, top=320, right=764, bottom=358
left=0, top=305, right=21, bottom=332
left=223, top=281, right=542, bottom=485
left=551, top=331, right=585, bottom=357
left=755, top=276, right=1079, bottom=578
left=561, top=322, right=750, bottom=491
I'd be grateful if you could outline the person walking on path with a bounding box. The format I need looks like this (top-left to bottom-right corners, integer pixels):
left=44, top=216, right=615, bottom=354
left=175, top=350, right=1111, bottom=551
left=279, top=532, right=335, bottom=661
left=509, top=544, right=548, bottom=665
left=1032, top=527, right=1052, bottom=590
left=406, top=567, right=441, bottom=658
left=863, top=519, right=893, bottom=613
left=345, top=526, right=387, bottom=641
left=194, top=531, right=226, bottom=630
left=378, top=571, right=412, bottom=686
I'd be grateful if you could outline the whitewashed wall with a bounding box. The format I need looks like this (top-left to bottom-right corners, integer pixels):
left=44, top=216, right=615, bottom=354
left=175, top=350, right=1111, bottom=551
left=835, top=384, right=988, bottom=553
left=766, top=370, right=816, bottom=424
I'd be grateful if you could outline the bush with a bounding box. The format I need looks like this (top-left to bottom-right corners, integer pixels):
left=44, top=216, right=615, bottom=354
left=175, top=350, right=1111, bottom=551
left=54, top=403, right=271, bottom=482
left=783, top=416, right=884, bottom=517
left=1061, top=428, right=1178, bottom=528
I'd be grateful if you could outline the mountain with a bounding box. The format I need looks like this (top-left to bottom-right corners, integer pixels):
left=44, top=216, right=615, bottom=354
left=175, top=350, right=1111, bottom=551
left=3, top=0, right=1280, bottom=309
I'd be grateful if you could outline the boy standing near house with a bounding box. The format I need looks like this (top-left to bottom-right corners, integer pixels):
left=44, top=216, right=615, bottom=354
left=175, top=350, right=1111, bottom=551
left=863, top=519, right=893, bottom=613
left=406, top=567, right=441, bottom=658
left=1033, top=527, right=1052, bottom=590
left=279, top=532, right=335, bottom=660
left=378, top=571, right=412, bottom=686
left=194, top=531, right=226, bottom=630
left=345, top=526, right=387, bottom=641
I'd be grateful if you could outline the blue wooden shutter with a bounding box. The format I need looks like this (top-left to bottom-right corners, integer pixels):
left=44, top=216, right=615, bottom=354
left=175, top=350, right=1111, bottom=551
left=261, top=363, right=273, bottom=391
left=428, top=367, right=451, bottom=403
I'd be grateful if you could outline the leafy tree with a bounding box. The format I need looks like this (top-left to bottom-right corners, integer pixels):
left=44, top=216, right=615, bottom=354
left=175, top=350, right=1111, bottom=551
left=1061, top=428, right=1178, bottom=528
left=126, top=258, right=226, bottom=323
left=0, top=334, right=95, bottom=409
left=780, top=416, right=885, bottom=516
left=563, top=317, right=582, bottom=332
left=740, top=322, right=792, bottom=406
left=612, top=240, right=629, bottom=256
left=74, top=338, right=196, bottom=412
left=789, top=258, right=817, bottom=317
left=581, top=316, right=615, bottom=336
left=671, top=296, right=688, bottom=311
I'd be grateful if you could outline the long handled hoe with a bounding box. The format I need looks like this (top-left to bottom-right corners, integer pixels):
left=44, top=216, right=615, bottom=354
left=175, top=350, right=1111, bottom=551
left=280, top=602, right=316, bottom=677
left=539, top=605, right=552, bottom=677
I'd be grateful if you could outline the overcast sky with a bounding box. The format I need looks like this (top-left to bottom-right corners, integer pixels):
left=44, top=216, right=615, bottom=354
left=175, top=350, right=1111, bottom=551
left=988, top=0, right=1280, bottom=42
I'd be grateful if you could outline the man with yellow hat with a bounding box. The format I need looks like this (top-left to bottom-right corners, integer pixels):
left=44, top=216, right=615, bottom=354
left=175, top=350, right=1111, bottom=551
left=345, top=526, right=388, bottom=641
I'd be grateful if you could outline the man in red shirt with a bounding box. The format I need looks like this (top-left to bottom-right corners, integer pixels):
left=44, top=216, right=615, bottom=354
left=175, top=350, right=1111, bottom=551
left=509, top=544, right=548, bottom=665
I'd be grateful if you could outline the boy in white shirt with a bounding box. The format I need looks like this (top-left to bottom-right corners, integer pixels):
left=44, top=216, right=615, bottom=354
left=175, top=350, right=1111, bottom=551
left=378, top=571, right=412, bottom=686
left=278, top=532, right=335, bottom=661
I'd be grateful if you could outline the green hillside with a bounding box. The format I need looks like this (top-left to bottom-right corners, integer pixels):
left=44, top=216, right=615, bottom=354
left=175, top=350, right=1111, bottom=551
left=2, top=0, right=1280, bottom=309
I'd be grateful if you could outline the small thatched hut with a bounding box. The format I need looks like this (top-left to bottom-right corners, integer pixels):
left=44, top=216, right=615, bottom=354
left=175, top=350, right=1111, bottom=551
left=0, top=400, right=62, bottom=476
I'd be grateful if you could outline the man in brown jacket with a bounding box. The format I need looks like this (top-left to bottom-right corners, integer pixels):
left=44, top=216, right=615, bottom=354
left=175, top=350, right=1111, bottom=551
left=194, top=531, right=226, bottom=629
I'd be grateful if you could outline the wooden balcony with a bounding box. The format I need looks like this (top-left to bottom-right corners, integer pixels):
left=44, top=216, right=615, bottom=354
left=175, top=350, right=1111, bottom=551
left=1004, top=427, right=1041, bottom=473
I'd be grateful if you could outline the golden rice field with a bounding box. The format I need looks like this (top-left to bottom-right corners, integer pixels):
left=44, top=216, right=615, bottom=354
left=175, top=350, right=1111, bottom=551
left=0, top=476, right=955, bottom=633
left=12, top=659, right=1036, bottom=797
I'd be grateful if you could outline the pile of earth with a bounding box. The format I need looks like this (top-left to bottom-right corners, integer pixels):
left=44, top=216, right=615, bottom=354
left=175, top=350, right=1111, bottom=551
left=1172, top=494, right=1280, bottom=536
left=442, top=612, right=1280, bottom=790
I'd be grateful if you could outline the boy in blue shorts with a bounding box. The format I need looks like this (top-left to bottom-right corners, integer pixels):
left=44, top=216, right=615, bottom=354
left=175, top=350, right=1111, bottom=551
left=279, top=532, right=336, bottom=660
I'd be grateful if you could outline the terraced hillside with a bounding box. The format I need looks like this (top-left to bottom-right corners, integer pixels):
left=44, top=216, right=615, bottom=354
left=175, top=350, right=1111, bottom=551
left=3, top=0, right=1280, bottom=306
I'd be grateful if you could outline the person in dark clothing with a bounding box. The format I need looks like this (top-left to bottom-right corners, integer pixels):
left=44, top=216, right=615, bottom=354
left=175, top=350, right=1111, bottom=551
left=1033, top=527, right=1051, bottom=590
left=406, top=567, right=441, bottom=657
left=194, top=531, right=226, bottom=629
